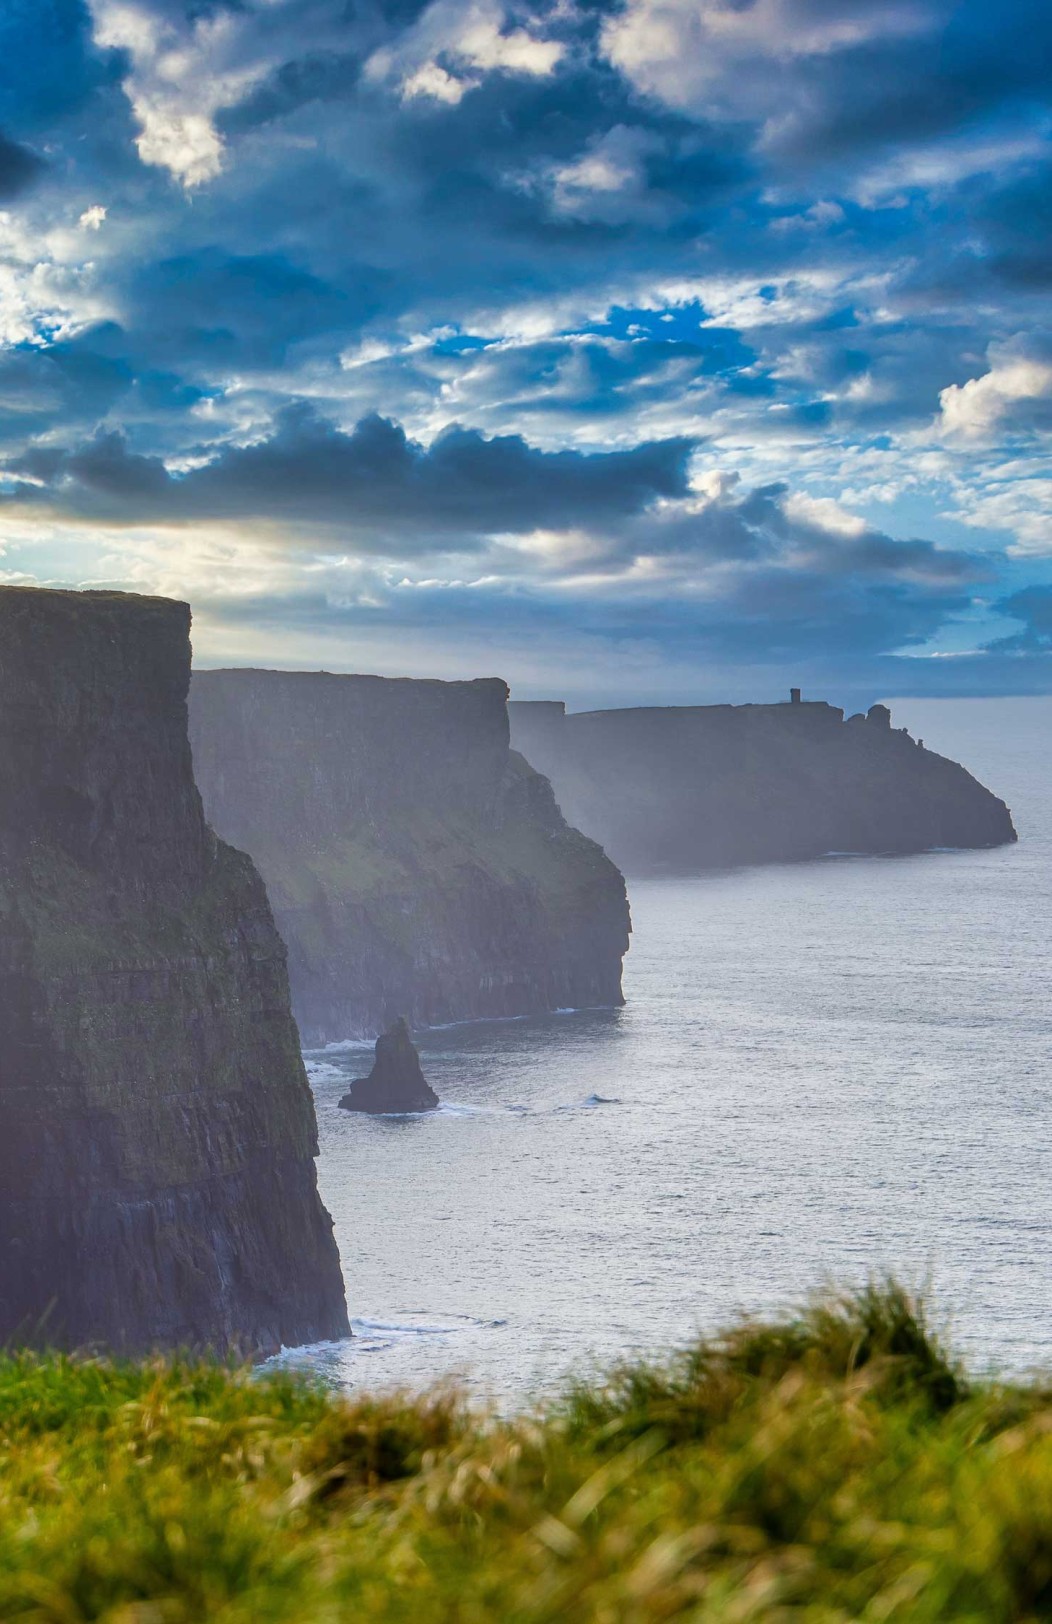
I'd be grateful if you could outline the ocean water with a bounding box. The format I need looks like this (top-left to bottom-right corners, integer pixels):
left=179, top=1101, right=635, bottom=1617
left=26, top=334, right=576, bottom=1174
left=275, top=697, right=1052, bottom=1399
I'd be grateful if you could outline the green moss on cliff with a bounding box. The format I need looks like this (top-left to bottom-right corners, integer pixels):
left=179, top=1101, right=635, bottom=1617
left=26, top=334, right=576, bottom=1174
left=267, top=797, right=622, bottom=972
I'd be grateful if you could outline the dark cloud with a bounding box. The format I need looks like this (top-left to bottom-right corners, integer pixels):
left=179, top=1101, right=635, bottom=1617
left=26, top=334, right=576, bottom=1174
left=970, top=160, right=1052, bottom=290
left=4, top=407, right=695, bottom=541
left=219, top=50, right=367, bottom=133
left=579, top=480, right=986, bottom=596
left=988, top=587, right=1052, bottom=652
left=698, top=0, right=1052, bottom=170
left=0, top=131, right=44, bottom=199
left=126, top=250, right=385, bottom=371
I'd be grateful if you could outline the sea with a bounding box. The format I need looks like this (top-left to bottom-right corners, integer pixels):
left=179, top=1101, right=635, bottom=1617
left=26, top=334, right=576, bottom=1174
left=272, top=697, right=1052, bottom=1401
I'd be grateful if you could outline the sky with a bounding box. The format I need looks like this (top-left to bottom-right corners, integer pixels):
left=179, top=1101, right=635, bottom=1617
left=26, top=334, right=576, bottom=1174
left=0, top=0, right=1050, bottom=707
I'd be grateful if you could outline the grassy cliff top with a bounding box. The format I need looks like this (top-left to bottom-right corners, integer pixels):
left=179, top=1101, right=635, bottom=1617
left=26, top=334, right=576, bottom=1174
left=0, top=584, right=189, bottom=614
left=194, top=668, right=508, bottom=691
left=0, top=1283, right=1048, bottom=1620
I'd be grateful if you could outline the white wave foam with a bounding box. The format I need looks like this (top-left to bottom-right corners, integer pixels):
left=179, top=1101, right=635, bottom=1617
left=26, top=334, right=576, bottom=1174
left=312, top=1036, right=375, bottom=1054
left=554, top=1092, right=622, bottom=1112
left=304, top=1060, right=346, bottom=1084
left=352, top=1313, right=505, bottom=1338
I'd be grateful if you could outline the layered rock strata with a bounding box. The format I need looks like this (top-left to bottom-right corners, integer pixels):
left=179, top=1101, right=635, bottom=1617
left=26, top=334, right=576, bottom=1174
left=0, top=587, right=349, bottom=1356
left=509, top=696, right=1017, bottom=873
left=189, top=670, right=630, bottom=1044
left=339, top=1019, right=439, bottom=1114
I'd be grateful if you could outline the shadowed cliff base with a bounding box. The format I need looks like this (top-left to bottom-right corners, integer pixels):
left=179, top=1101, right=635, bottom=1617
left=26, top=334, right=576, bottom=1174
left=189, top=670, right=631, bottom=1045
left=509, top=695, right=1017, bottom=875
left=0, top=586, right=349, bottom=1357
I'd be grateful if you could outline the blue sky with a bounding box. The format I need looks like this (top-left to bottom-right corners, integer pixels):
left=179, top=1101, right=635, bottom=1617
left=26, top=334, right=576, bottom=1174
left=1, top=0, right=1050, bottom=706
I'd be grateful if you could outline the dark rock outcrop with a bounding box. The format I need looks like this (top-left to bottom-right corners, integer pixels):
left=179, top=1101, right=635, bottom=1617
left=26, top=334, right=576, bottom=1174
left=0, top=587, right=349, bottom=1356
left=509, top=695, right=1017, bottom=874
left=339, top=1019, right=439, bottom=1114
left=189, top=670, right=630, bottom=1044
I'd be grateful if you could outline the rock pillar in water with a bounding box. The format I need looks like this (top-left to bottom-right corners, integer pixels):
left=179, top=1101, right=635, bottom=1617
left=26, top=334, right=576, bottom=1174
left=339, top=1019, right=439, bottom=1114
left=0, top=587, right=350, bottom=1356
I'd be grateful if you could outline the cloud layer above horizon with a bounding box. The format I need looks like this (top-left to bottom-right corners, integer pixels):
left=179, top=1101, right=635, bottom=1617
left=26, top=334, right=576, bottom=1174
left=0, top=0, right=1050, bottom=704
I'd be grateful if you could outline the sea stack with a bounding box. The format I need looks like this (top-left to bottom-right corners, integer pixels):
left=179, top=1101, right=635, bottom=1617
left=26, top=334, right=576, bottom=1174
left=0, top=587, right=349, bottom=1356
left=509, top=694, right=1017, bottom=873
left=339, top=1019, right=439, bottom=1114
left=189, top=669, right=631, bottom=1043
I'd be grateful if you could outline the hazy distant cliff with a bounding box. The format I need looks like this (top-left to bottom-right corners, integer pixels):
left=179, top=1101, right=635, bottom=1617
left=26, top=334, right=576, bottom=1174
left=509, top=696, right=1017, bottom=873
left=0, top=588, right=348, bottom=1355
left=189, top=670, right=630, bottom=1044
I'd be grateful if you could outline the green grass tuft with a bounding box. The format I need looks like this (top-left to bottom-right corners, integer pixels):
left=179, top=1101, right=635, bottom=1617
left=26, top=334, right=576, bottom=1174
left=0, top=1283, right=1047, bottom=1619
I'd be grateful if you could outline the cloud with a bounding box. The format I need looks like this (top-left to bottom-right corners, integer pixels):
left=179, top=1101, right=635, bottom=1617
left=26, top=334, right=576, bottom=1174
left=367, top=0, right=564, bottom=105
left=990, top=586, right=1052, bottom=652
left=0, top=0, right=1049, bottom=696
left=0, top=132, right=45, bottom=200
left=88, top=0, right=236, bottom=185
left=87, top=0, right=364, bottom=187
left=601, top=0, right=932, bottom=120
left=950, top=477, right=1052, bottom=556
left=2, top=406, right=695, bottom=542
left=541, top=125, right=665, bottom=224
left=936, top=340, right=1052, bottom=443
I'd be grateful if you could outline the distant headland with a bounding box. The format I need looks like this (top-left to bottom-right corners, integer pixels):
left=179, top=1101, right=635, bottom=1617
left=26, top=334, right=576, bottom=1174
left=509, top=690, right=1017, bottom=874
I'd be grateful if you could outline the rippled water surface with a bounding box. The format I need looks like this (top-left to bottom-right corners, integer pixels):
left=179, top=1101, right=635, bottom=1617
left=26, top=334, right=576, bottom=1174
left=276, top=697, right=1052, bottom=1398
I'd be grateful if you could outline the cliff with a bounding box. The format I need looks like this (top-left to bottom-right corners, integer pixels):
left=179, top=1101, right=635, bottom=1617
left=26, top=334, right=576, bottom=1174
left=509, top=696, right=1017, bottom=874
left=189, top=670, right=630, bottom=1045
left=0, top=587, right=349, bottom=1356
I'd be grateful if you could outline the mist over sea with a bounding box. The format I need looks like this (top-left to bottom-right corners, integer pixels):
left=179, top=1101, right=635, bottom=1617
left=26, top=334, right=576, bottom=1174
left=278, top=697, right=1052, bottom=1398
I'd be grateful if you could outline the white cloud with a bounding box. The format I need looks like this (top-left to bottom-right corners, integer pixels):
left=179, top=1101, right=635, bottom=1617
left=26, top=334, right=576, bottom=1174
left=546, top=126, right=658, bottom=222
left=851, top=129, right=1049, bottom=209
left=784, top=490, right=868, bottom=538
left=88, top=1, right=280, bottom=186
left=457, top=9, right=562, bottom=75
left=769, top=199, right=846, bottom=232
left=936, top=349, right=1052, bottom=442
left=367, top=0, right=563, bottom=105
left=946, top=474, right=1052, bottom=554
left=601, top=0, right=929, bottom=117
left=0, top=209, right=115, bottom=346
left=680, top=267, right=893, bottom=333
left=401, top=62, right=471, bottom=104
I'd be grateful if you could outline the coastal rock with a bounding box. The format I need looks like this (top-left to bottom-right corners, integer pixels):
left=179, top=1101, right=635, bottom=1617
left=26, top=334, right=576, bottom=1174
left=339, top=1019, right=439, bottom=1114
left=509, top=694, right=1017, bottom=874
left=189, top=670, right=630, bottom=1044
left=0, top=587, right=349, bottom=1356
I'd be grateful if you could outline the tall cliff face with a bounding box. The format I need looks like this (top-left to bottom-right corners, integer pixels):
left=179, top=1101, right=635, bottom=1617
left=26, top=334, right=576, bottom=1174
left=509, top=698, right=1017, bottom=874
left=0, top=588, right=349, bottom=1356
left=189, top=670, right=630, bottom=1044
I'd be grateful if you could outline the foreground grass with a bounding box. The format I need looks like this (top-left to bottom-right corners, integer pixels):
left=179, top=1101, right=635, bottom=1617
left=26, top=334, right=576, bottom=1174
left=0, top=1286, right=1049, bottom=1620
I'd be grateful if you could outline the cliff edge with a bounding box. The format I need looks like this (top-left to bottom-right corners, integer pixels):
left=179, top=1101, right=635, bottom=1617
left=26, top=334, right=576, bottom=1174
left=0, top=587, right=349, bottom=1355
left=189, top=670, right=630, bottom=1044
left=509, top=696, right=1017, bottom=873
